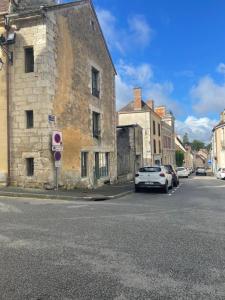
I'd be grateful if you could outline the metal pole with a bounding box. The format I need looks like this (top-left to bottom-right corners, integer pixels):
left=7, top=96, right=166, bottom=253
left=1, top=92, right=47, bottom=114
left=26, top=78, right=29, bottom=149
left=55, top=166, right=58, bottom=191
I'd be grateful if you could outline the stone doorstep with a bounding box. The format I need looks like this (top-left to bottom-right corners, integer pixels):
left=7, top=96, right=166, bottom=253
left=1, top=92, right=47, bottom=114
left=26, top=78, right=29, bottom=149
left=0, top=190, right=133, bottom=202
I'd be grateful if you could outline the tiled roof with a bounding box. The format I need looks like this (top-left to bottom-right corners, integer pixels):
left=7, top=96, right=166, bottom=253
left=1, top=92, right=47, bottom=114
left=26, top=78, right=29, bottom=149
left=0, top=0, right=9, bottom=13
left=119, top=100, right=151, bottom=113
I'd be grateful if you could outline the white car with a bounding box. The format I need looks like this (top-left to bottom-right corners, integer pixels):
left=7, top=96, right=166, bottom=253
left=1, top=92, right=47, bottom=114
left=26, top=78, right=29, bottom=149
left=216, top=168, right=225, bottom=180
left=135, top=166, right=173, bottom=193
left=176, top=167, right=189, bottom=178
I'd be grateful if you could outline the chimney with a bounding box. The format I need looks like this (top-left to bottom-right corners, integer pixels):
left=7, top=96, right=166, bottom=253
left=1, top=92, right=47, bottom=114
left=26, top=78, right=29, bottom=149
left=133, top=88, right=142, bottom=110
left=155, top=106, right=166, bottom=118
left=220, top=109, right=225, bottom=122
left=146, top=99, right=154, bottom=110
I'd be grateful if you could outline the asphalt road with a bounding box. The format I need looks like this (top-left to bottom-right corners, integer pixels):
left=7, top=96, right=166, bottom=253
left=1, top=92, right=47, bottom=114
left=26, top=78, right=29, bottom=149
left=0, top=176, right=225, bottom=300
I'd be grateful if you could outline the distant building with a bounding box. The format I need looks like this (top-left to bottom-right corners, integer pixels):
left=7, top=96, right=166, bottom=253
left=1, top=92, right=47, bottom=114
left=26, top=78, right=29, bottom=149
left=155, top=106, right=176, bottom=166
left=117, top=124, right=143, bottom=181
left=212, top=110, right=225, bottom=172
left=118, top=88, right=174, bottom=166
left=184, top=144, right=194, bottom=170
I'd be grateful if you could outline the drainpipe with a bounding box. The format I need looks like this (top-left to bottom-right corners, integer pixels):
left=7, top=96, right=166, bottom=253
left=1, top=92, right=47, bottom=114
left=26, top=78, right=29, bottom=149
left=5, top=17, right=11, bottom=186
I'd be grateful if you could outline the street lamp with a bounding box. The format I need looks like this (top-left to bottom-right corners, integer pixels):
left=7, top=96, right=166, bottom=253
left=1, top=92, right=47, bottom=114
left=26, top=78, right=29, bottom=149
left=0, top=32, right=16, bottom=67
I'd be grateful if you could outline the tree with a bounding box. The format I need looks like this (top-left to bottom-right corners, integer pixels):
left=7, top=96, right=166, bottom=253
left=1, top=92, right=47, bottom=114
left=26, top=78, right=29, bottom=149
left=183, top=132, right=190, bottom=145
left=191, top=140, right=205, bottom=151
left=176, top=150, right=184, bottom=167
left=206, top=143, right=212, bottom=151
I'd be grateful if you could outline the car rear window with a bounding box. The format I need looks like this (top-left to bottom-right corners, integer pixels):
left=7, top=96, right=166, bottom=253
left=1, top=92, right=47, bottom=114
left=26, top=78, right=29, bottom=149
left=177, top=167, right=185, bottom=171
left=139, top=167, right=161, bottom=172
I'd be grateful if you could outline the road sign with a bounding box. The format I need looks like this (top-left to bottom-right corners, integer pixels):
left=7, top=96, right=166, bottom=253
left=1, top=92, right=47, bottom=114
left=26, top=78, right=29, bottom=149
left=55, top=160, right=61, bottom=168
left=52, top=145, right=63, bottom=152
left=54, top=151, right=61, bottom=161
left=52, top=131, right=62, bottom=146
left=48, top=115, right=56, bottom=123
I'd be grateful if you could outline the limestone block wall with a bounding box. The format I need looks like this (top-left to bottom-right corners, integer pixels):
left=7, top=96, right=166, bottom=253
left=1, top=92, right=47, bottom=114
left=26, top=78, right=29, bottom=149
left=9, top=17, right=54, bottom=187
left=0, top=27, right=8, bottom=185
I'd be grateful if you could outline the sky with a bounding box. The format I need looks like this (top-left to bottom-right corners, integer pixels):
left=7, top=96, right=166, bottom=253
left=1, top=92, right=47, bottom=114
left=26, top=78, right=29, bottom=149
left=62, top=0, right=225, bottom=143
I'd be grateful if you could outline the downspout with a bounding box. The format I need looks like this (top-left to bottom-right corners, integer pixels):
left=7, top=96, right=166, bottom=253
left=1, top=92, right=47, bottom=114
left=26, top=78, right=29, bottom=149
left=6, top=27, right=10, bottom=186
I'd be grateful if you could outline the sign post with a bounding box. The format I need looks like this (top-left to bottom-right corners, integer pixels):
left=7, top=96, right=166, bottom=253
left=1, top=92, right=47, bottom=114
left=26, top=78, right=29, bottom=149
left=52, top=131, right=63, bottom=190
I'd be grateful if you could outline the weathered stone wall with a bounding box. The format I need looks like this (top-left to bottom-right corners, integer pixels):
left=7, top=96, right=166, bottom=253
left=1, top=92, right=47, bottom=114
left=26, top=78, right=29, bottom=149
left=0, top=26, right=8, bottom=185
left=117, top=125, right=143, bottom=181
left=46, top=3, right=117, bottom=188
left=9, top=17, right=54, bottom=187
left=2, top=1, right=116, bottom=188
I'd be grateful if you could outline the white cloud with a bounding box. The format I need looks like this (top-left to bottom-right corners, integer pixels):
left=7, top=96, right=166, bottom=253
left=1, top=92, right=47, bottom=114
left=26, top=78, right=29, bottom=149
left=116, top=61, right=180, bottom=113
left=96, top=8, right=153, bottom=53
left=128, top=15, right=153, bottom=47
left=217, top=63, right=225, bottom=75
left=176, top=116, right=217, bottom=143
left=191, top=75, right=225, bottom=114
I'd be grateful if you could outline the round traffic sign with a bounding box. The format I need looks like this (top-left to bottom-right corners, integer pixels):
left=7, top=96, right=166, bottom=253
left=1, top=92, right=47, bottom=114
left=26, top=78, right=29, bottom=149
left=54, top=151, right=61, bottom=161
left=54, top=133, right=61, bottom=144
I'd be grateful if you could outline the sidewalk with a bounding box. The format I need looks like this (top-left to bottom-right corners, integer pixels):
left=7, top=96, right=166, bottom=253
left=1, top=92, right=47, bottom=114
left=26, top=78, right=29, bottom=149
left=0, top=182, right=134, bottom=201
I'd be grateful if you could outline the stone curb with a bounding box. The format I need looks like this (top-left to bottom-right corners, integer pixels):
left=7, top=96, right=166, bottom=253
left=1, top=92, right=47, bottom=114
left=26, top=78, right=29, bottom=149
left=0, top=190, right=133, bottom=202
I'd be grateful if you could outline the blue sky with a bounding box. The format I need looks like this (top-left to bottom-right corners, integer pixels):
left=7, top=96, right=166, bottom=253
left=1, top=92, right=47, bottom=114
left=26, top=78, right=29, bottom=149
left=62, top=0, right=225, bottom=142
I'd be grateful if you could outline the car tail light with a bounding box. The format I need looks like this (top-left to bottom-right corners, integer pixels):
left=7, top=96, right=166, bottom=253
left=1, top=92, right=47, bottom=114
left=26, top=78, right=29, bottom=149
left=135, top=174, right=139, bottom=177
left=159, top=173, right=165, bottom=177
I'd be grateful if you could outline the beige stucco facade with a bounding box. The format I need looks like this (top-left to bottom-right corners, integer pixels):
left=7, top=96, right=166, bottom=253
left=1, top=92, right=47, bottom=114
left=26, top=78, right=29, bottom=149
left=0, top=0, right=117, bottom=188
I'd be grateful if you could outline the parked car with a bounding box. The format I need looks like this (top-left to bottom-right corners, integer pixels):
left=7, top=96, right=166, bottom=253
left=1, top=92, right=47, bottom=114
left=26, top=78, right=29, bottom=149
left=176, top=167, right=189, bottom=178
left=196, top=167, right=207, bottom=176
left=164, top=164, right=179, bottom=187
left=135, top=166, right=173, bottom=193
left=216, top=168, right=225, bottom=180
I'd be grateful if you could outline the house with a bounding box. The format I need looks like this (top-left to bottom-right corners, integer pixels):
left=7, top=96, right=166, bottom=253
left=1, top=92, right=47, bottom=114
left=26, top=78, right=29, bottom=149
left=117, top=124, right=143, bottom=181
left=118, top=88, right=162, bottom=166
left=0, top=0, right=117, bottom=188
left=184, top=144, right=194, bottom=170
left=212, top=109, right=225, bottom=172
left=155, top=106, right=176, bottom=166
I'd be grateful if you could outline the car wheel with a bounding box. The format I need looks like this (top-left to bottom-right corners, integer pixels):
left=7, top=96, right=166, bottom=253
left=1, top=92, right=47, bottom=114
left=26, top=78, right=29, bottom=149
left=135, top=186, right=140, bottom=193
left=163, top=183, right=168, bottom=194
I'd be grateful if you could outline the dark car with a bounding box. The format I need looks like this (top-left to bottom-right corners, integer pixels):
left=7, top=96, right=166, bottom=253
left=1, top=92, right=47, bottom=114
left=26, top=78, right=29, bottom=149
left=164, top=165, right=179, bottom=187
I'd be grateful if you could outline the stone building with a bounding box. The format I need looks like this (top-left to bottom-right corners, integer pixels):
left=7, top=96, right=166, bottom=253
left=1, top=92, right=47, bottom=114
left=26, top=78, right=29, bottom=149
left=212, top=110, right=225, bottom=172
left=117, top=124, right=143, bottom=181
left=118, top=88, right=162, bottom=166
left=0, top=0, right=117, bottom=188
left=184, top=144, right=194, bottom=170
left=155, top=106, right=175, bottom=166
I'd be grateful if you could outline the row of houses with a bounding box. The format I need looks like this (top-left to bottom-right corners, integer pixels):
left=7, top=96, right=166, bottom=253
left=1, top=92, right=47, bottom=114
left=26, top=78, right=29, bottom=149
left=0, top=0, right=176, bottom=189
left=211, top=109, right=225, bottom=172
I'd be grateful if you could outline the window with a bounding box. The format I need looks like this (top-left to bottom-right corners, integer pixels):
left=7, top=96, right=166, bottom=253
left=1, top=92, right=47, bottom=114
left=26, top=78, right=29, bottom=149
left=95, top=152, right=109, bottom=179
left=158, top=124, right=161, bottom=136
left=92, top=67, right=100, bottom=97
left=26, top=110, right=33, bottom=128
left=81, top=152, right=88, bottom=178
left=25, top=47, right=34, bottom=73
left=153, top=120, right=156, bottom=135
left=159, top=141, right=161, bottom=153
left=26, top=158, right=34, bottom=176
left=153, top=139, right=156, bottom=154
left=93, top=112, right=100, bottom=138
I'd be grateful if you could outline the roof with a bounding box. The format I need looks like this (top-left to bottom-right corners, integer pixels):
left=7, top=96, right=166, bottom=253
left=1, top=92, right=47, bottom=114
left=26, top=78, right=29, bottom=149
left=0, top=0, right=9, bottom=14
left=213, top=120, right=225, bottom=131
left=117, top=124, right=142, bottom=129
left=119, top=100, right=151, bottom=113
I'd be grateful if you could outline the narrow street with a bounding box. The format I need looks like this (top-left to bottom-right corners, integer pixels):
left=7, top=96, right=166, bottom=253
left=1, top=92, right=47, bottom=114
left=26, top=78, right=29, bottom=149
left=0, top=176, right=225, bottom=299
